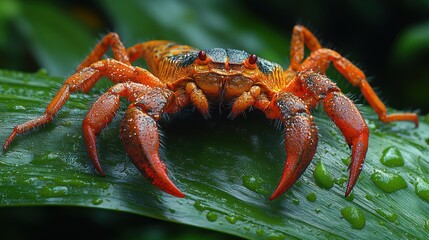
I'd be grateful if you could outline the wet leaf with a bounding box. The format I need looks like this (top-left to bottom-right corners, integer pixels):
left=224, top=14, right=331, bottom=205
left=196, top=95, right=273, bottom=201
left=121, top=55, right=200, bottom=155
left=1, top=69, right=429, bottom=239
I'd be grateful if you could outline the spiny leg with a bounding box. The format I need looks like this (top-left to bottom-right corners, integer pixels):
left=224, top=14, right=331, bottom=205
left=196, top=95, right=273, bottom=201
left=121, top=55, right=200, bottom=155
left=297, top=70, right=369, bottom=196
left=229, top=86, right=261, bottom=119
left=3, top=59, right=164, bottom=151
left=263, top=92, right=318, bottom=200
left=81, top=80, right=184, bottom=197
left=120, top=107, right=184, bottom=197
left=289, top=25, right=322, bottom=71
left=119, top=92, right=185, bottom=198
left=77, top=32, right=130, bottom=70
left=185, top=82, right=210, bottom=118
left=298, top=47, right=418, bottom=126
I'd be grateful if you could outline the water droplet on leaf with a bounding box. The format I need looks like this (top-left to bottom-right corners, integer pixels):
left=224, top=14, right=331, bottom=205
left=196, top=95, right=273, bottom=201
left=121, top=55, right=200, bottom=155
left=313, top=161, right=334, bottom=190
left=380, top=146, right=404, bottom=167
left=341, top=205, right=366, bottom=229
left=370, top=170, right=407, bottom=193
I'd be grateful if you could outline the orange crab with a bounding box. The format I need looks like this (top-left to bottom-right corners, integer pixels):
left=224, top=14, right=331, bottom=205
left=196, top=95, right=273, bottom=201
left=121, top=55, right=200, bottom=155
left=3, top=25, right=418, bottom=200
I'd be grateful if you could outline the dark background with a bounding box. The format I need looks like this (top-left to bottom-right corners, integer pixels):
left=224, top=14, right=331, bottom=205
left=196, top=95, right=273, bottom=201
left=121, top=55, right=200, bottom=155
left=0, top=0, right=428, bottom=239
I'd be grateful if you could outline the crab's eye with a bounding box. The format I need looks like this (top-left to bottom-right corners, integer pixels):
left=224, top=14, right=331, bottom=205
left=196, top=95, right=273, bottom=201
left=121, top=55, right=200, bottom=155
left=198, top=50, right=207, bottom=61
left=248, top=54, right=258, bottom=65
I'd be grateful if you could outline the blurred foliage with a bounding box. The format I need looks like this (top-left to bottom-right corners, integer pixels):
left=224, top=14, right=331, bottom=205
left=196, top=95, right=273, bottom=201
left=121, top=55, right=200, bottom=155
left=0, top=0, right=429, bottom=239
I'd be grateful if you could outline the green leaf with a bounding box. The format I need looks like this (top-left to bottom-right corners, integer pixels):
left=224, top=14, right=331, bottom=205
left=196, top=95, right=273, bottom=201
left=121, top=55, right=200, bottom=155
left=1, top=69, right=429, bottom=239
left=393, top=21, right=429, bottom=62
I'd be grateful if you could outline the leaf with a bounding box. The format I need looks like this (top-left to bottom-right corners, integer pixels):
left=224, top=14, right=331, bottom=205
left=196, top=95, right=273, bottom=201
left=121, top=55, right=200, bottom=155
left=392, top=21, right=429, bottom=62
left=1, top=69, right=429, bottom=239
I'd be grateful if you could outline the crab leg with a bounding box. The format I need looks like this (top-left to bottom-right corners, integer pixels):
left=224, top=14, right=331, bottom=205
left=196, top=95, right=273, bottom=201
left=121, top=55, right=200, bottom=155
left=120, top=106, right=185, bottom=198
left=3, top=59, right=164, bottom=151
left=298, top=47, right=418, bottom=127
left=77, top=32, right=130, bottom=70
left=82, top=81, right=184, bottom=197
left=267, top=92, right=318, bottom=200
left=229, top=86, right=261, bottom=118
left=324, top=91, right=369, bottom=196
left=186, top=82, right=210, bottom=118
left=297, top=70, right=369, bottom=196
left=289, top=25, right=322, bottom=71
left=288, top=24, right=418, bottom=126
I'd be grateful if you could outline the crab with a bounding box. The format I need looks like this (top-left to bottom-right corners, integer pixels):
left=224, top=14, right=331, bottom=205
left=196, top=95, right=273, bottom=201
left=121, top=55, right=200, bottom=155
left=3, top=25, right=418, bottom=200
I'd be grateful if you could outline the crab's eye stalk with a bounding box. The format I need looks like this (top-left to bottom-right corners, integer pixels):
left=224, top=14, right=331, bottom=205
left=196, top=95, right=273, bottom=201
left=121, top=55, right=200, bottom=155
left=248, top=54, right=258, bottom=65
left=198, top=50, right=207, bottom=61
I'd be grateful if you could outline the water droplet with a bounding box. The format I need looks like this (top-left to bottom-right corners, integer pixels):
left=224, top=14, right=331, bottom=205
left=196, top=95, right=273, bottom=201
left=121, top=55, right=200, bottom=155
left=256, top=228, right=264, bottom=236
left=380, top=146, right=404, bottom=167
left=370, top=170, right=407, bottom=193
left=365, top=193, right=374, bottom=201
left=206, top=211, right=218, bottom=222
left=292, top=198, right=300, bottom=205
left=313, top=161, right=334, bottom=190
left=194, top=200, right=207, bottom=211
left=92, top=198, right=103, bottom=205
left=341, top=157, right=351, bottom=166
left=61, top=120, right=73, bottom=127
left=415, top=177, right=429, bottom=203
left=242, top=175, right=269, bottom=194
left=266, top=232, right=286, bottom=240
left=345, top=192, right=355, bottom=202
left=31, top=152, right=63, bottom=165
left=306, top=192, right=317, bottom=202
left=14, top=105, right=26, bottom=111
left=341, top=205, right=366, bottom=229
left=39, top=186, right=68, bottom=198
left=375, top=208, right=398, bottom=223
left=225, top=214, right=238, bottom=224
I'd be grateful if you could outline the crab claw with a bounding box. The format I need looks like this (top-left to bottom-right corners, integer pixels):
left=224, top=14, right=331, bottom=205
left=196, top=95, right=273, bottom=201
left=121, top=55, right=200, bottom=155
left=120, top=107, right=185, bottom=198
left=324, top=92, right=369, bottom=196
left=269, top=93, right=318, bottom=200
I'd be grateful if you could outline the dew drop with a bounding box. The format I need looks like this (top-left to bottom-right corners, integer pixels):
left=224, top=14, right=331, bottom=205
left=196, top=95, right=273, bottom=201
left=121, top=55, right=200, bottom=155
left=292, top=198, right=300, bottom=205
left=256, top=228, right=264, bottom=236
left=266, top=231, right=286, bottom=240
left=14, top=105, right=26, bottom=111
left=225, top=214, right=238, bottom=224
left=375, top=208, right=398, bottom=223
left=194, top=200, right=206, bottom=211
left=365, top=193, right=374, bottom=201
left=92, top=198, right=103, bottom=205
left=415, top=177, right=429, bottom=203
left=370, top=170, right=407, bottom=193
left=341, top=157, right=351, bottom=166
left=39, top=186, right=68, bottom=198
left=206, top=211, right=218, bottom=222
left=380, top=146, right=404, bottom=167
left=341, top=205, right=366, bottom=229
left=306, top=192, right=317, bottom=202
left=345, top=192, right=355, bottom=202
left=242, top=175, right=269, bottom=194
left=313, top=161, right=334, bottom=190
